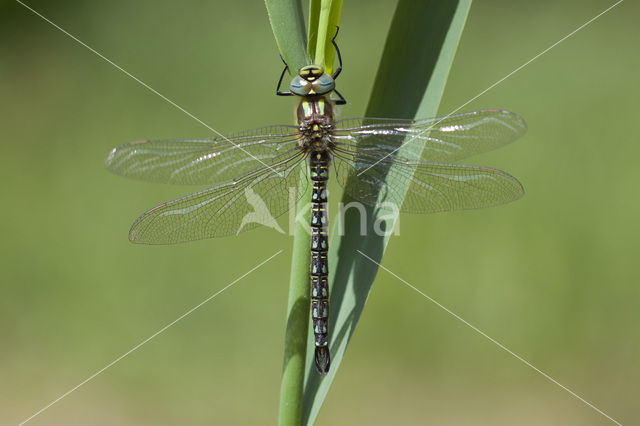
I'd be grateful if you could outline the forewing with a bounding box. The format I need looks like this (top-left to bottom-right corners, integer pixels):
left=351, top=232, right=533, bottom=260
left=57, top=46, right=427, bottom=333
left=129, top=153, right=306, bottom=244
left=333, top=109, right=526, bottom=164
left=105, top=125, right=300, bottom=185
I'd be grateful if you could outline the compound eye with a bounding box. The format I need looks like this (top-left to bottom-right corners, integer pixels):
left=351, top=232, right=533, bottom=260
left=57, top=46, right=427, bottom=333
left=311, top=74, right=335, bottom=95
left=290, top=76, right=312, bottom=96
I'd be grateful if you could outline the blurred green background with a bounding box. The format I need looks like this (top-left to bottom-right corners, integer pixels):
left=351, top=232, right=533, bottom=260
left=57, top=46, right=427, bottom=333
left=1, top=0, right=638, bottom=424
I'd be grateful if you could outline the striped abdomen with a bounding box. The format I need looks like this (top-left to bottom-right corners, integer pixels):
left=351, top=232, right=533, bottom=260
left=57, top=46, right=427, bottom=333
left=309, top=150, right=330, bottom=374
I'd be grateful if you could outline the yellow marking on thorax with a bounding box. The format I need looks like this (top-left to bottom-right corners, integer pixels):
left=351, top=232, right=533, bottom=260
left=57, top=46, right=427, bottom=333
left=302, top=100, right=312, bottom=117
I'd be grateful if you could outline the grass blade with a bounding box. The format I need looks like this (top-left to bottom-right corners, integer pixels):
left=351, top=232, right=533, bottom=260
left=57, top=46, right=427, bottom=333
left=301, top=1, right=473, bottom=424
left=278, top=168, right=312, bottom=426
left=308, top=0, right=343, bottom=73
left=265, top=0, right=307, bottom=72
left=264, top=1, right=310, bottom=425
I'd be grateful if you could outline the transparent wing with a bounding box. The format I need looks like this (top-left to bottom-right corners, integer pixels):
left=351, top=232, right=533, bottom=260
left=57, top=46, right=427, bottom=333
left=333, top=144, right=523, bottom=214
left=105, top=125, right=300, bottom=185
left=129, top=152, right=306, bottom=244
left=333, top=109, right=526, bottom=164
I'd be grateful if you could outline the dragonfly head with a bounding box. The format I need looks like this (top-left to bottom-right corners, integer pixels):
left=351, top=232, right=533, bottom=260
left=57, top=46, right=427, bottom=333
left=290, top=65, right=335, bottom=97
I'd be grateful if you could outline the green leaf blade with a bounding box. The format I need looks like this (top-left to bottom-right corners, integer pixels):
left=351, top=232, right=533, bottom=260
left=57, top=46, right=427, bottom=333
left=266, top=2, right=309, bottom=425
left=265, top=0, right=308, bottom=73
left=301, top=1, right=473, bottom=424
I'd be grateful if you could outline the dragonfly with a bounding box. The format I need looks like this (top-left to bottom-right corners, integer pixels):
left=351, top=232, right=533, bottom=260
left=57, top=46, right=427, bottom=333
left=105, top=32, right=526, bottom=375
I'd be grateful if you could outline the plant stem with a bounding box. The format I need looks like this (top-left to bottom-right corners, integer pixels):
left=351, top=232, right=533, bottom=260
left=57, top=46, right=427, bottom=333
left=278, top=168, right=311, bottom=426
left=275, top=1, right=341, bottom=424
left=310, top=0, right=342, bottom=73
left=266, top=0, right=308, bottom=423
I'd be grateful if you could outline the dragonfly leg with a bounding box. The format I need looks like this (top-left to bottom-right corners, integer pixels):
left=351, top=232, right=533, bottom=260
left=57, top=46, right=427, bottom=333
left=332, top=88, right=347, bottom=105
left=276, top=55, right=293, bottom=97
left=331, top=26, right=342, bottom=80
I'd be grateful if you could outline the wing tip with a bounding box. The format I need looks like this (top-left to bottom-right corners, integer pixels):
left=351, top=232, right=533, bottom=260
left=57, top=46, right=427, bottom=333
left=128, top=219, right=146, bottom=244
left=476, top=108, right=528, bottom=133
left=128, top=207, right=163, bottom=244
left=104, top=146, right=118, bottom=169
left=498, top=109, right=528, bottom=133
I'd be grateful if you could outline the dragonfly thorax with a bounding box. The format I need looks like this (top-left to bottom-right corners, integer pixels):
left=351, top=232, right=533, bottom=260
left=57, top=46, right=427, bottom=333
left=290, top=65, right=336, bottom=97
left=296, top=96, right=334, bottom=152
